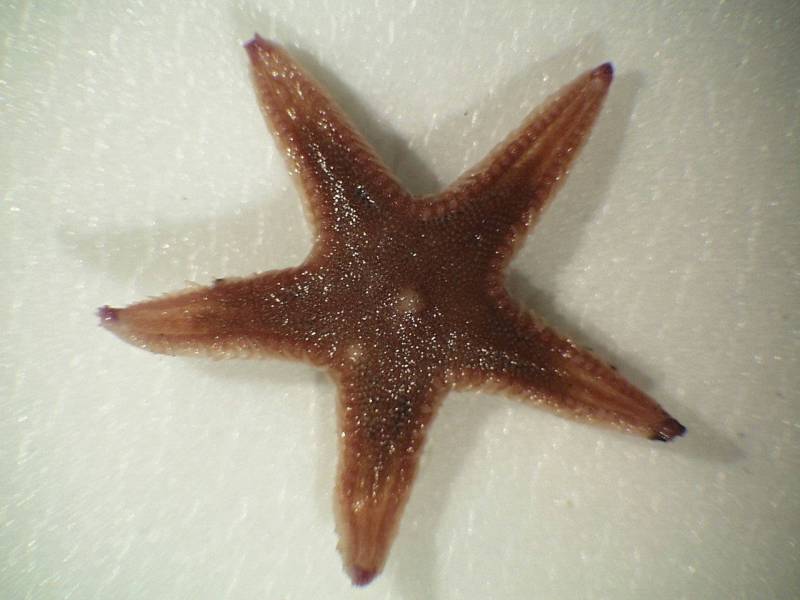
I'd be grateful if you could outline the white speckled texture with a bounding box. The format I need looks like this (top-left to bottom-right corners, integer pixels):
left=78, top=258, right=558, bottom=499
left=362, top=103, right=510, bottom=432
left=2, top=1, right=798, bottom=598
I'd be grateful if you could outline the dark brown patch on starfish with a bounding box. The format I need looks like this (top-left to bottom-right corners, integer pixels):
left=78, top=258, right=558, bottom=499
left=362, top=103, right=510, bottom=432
left=99, top=35, right=684, bottom=585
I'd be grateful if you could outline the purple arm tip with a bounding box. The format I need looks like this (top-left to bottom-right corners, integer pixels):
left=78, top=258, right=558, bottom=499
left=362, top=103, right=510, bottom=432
left=592, top=62, right=614, bottom=82
left=349, top=566, right=378, bottom=587
left=651, top=418, right=687, bottom=442
left=98, top=305, right=119, bottom=324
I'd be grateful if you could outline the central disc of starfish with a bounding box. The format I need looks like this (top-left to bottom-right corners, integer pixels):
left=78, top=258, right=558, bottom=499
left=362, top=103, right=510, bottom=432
left=99, top=35, right=684, bottom=586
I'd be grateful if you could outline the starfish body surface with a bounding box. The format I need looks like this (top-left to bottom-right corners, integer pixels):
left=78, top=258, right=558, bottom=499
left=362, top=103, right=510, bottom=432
left=99, top=35, right=685, bottom=586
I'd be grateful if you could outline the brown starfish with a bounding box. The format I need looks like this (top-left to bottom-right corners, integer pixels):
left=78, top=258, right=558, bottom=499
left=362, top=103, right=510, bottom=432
left=99, top=35, right=684, bottom=586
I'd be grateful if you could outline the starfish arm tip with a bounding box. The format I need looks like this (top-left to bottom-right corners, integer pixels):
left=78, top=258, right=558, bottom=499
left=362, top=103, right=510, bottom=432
left=348, top=565, right=379, bottom=587
left=97, top=305, right=119, bottom=325
left=243, top=32, right=265, bottom=47
left=594, top=62, right=614, bottom=81
left=244, top=33, right=279, bottom=58
left=650, top=417, right=687, bottom=442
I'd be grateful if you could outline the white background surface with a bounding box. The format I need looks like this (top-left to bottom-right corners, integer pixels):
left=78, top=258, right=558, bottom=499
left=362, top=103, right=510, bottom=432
left=2, top=1, right=799, bottom=598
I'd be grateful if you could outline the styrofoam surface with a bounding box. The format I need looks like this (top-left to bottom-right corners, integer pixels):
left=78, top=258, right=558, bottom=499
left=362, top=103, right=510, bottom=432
left=2, top=1, right=798, bottom=598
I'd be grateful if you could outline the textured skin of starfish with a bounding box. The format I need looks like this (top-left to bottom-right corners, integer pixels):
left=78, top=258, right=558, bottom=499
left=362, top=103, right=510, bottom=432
left=99, top=35, right=685, bottom=586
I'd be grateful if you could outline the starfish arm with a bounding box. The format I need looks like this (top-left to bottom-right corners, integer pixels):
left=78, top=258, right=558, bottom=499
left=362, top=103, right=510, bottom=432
left=244, top=35, right=409, bottom=243
left=98, top=267, right=337, bottom=364
left=461, top=309, right=685, bottom=441
left=438, top=63, right=613, bottom=261
left=331, top=362, right=443, bottom=586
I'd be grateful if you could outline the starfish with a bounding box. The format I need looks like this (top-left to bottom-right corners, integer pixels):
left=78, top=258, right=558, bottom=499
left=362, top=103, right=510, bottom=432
left=99, top=35, right=685, bottom=586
